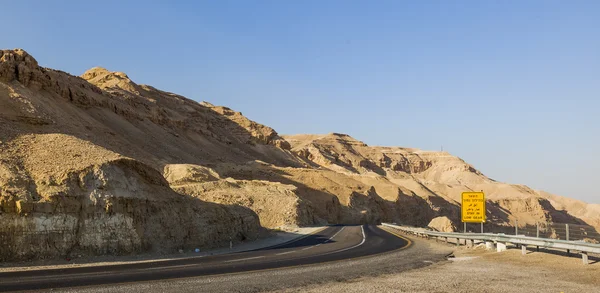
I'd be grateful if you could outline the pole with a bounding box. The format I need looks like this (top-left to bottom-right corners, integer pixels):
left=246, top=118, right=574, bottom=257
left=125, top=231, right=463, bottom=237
left=582, top=252, right=589, bottom=265
left=565, top=224, right=571, bottom=256
left=481, top=222, right=484, bottom=233
left=515, top=220, right=518, bottom=235
left=464, top=222, right=466, bottom=233
left=536, top=222, right=540, bottom=251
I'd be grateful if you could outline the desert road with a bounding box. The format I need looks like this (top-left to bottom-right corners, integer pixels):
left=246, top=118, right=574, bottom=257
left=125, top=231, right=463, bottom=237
left=0, top=225, right=410, bottom=292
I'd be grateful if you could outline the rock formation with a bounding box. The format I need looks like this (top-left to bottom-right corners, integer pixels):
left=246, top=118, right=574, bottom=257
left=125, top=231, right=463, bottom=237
left=1, top=49, right=598, bottom=260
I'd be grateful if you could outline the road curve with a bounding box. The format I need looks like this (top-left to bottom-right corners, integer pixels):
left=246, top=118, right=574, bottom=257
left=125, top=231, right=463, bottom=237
left=0, top=225, right=409, bottom=292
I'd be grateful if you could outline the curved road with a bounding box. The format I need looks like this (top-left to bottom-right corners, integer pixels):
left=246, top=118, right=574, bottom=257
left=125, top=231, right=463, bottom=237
left=0, top=225, right=409, bottom=292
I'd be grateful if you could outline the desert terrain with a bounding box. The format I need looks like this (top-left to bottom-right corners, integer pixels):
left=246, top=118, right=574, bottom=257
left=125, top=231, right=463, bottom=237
left=1, top=48, right=598, bottom=261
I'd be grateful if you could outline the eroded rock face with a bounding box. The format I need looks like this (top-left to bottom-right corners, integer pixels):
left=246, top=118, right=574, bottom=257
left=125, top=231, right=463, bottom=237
left=0, top=49, right=41, bottom=86
left=80, top=67, right=293, bottom=153
left=0, top=49, right=105, bottom=106
left=0, top=158, right=260, bottom=261
left=283, top=133, right=468, bottom=175
left=204, top=105, right=291, bottom=149
left=282, top=133, right=600, bottom=234
left=164, top=164, right=313, bottom=228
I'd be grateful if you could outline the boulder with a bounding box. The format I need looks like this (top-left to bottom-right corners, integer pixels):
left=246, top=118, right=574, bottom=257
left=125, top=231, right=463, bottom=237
left=428, top=216, right=456, bottom=232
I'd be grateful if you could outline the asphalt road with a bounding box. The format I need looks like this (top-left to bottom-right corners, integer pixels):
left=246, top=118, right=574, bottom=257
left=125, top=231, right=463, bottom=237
left=0, top=225, right=410, bottom=292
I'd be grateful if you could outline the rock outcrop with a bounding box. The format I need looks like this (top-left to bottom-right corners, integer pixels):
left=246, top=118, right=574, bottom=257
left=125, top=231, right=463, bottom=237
left=0, top=49, right=293, bottom=260
left=0, top=135, right=259, bottom=261
left=164, top=164, right=313, bottom=229
left=428, top=216, right=457, bottom=232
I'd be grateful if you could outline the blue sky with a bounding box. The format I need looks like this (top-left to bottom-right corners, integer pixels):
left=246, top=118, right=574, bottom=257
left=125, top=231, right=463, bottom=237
left=2, top=1, right=599, bottom=203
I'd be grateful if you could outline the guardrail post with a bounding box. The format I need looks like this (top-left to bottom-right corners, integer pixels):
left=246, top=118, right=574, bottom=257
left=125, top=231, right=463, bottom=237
left=582, top=252, right=589, bottom=265
left=566, top=224, right=571, bottom=256
left=515, top=220, right=518, bottom=235
left=497, top=242, right=507, bottom=252
left=466, top=239, right=473, bottom=248
left=380, top=223, right=600, bottom=266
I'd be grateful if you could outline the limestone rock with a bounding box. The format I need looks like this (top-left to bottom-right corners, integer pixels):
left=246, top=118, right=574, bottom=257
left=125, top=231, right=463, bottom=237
left=428, top=216, right=457, bottom=232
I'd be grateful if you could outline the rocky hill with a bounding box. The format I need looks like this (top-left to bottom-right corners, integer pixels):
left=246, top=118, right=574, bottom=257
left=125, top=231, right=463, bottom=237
left=283, top=133, right=600, bottom=231
left=0, top=49, right=597, bottom=260
left=0, top=49, right=296, bottom=260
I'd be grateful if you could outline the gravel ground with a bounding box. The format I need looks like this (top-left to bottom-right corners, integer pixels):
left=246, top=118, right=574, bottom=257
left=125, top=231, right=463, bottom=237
left=0, top=226, right=324, bottom=273
left=273, top=239, right=600, bottom=293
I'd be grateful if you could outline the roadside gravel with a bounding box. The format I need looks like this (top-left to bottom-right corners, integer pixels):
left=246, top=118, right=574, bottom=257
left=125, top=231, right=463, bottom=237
left=0, top=226, right=324, bottom=273
left=273, top=239, right=600, bottom=293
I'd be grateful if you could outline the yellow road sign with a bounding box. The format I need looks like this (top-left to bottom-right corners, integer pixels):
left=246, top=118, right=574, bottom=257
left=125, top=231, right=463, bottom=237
left=461, top=191, right=486, bottom=223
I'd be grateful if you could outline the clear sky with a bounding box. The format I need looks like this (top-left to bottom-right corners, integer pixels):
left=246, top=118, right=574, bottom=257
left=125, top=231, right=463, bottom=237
left=2, top=1, right=599, bottom=203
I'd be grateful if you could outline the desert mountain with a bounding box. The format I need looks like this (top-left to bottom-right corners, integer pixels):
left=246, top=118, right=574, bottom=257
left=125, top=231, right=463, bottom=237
left=282, top=133, right=600, bottom=231
left=0, top=49, right=597, bottom=260
left=0, top=49, right=296, bottom=260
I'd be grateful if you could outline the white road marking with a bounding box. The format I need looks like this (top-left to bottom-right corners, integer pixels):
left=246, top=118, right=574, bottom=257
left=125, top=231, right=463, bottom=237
left=287, top=226, right=368, bottom=260
left=224, top=256, right=265, bottom=263
left=325, top=226, right=345, bottom=243
left=275, top=251, right=296, bottom=256
left=297, top=226, right=345, bottom=252
left=325, top=225, right=366, bottom=255
left=7, top=226, right=368, bottom=285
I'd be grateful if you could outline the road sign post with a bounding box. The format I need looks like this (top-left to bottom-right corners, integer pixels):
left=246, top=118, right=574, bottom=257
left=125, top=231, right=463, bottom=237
left=461, top=191, right=486, bottom=228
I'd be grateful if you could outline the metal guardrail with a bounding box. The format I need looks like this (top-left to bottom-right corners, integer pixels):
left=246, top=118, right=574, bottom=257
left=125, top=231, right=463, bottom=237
left=382, top=223, right=600, bottom=265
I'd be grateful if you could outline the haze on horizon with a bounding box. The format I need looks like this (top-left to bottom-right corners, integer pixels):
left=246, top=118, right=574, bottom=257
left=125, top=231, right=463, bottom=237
left=1, top=0, right=598, bottom=203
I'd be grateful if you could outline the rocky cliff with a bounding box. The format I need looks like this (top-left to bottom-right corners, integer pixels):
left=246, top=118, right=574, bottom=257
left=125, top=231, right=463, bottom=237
left=283, top=133, right=600, bottom=232
left=1, top=49, right=598, bottom=260
left=0, top=49, right=291, bottom=260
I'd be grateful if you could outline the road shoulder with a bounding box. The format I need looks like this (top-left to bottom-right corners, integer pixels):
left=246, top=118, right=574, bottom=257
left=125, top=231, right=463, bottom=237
left=0, top=226, right=326, bottom=273
left=273, top=238, right=600, bottom=293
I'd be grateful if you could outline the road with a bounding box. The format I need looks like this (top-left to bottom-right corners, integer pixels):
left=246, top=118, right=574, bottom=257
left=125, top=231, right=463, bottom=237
left=0, top=225, right=411, bottom=292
